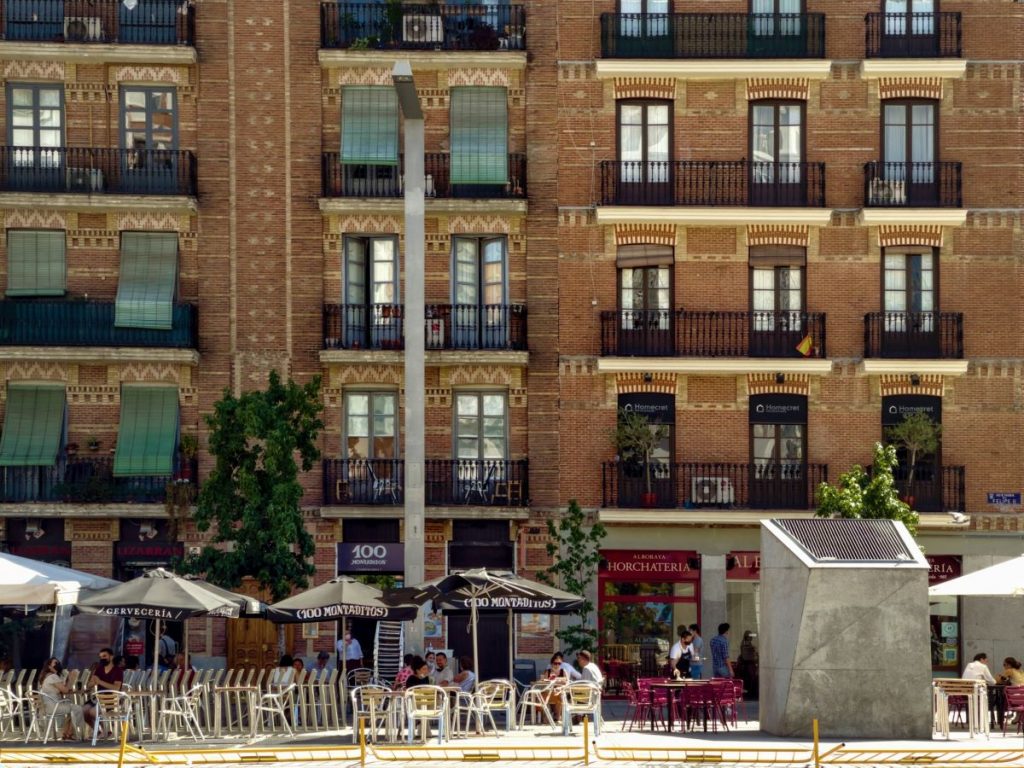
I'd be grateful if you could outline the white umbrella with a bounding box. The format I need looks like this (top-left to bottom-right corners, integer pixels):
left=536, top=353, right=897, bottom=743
left=928, top=555, right=1024, bottom=596
left=0, top=551, right=118, bottom=606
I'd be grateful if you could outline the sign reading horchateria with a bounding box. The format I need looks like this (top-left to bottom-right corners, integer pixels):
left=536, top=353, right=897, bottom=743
left=599, top=549, right=700, bottom=579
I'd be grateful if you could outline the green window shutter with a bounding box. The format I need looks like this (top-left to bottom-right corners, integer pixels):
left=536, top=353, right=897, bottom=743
left=115, top=232, right=178, bottom=330
left=6, top=230, right=66, bottom=297
left=113, top=386, right=179, bottom=477
left=450, top=87, right=508, bottom=185
left=341, top=87, right=399, bottom=166
left=0, top=383, right=66, bottom=466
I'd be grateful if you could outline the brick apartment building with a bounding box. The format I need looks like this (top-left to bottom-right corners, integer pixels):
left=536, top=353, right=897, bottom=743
left=0, top=0, right=1020, bottom=680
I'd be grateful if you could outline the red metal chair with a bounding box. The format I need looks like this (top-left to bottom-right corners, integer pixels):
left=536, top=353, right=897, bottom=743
left=712, top=678, right=737, bottom=728
left=731, top=678, right=748, bottom=722
left=635, top=678, right=668, bottom=731
left=684, top=682, right=722, bottom=732
left=1003, top=686, right=1024, bottom=734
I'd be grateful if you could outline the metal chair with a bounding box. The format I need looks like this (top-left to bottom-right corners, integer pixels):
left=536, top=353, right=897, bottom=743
left=0, top=686, right=29, bottom=739
left=456, top=679, right=514, bottom=736
left=157, top=684, right=206, bottom=741
left=24, top=691, right=77, bottom=744
left=350, top=684, right=391, bottom=744
left=517, top=677, right=559, bottom=729
left=561, top=681, right=602, bottom=736
left=403, top=685, right=447, bottom=744
left=367, top=462, right=400, bottom=503
left=464, top=462, right=497, bottom=504
left=253, top=682, right=296, bottom=736
left=91, top=691, right=133, bottom=746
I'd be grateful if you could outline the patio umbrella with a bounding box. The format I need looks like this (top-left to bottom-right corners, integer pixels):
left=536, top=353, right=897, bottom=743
left=77, top=567, right=246, bottom=692
left=929, top=555, right=1024, bottom=596
left=0, top=551, right=119, bottom=607
left=178, top=576, right=266, bottom=662
left=388, top=568, right=586, bottom=686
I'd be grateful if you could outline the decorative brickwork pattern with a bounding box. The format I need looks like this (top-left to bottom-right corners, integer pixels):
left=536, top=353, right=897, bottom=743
left=879, top=374, right=944, bottom=398
left=338, top=215, right=402, bottom=234
left=444, top=365, right=522, bottom=388
left=747, top=78, right=809, bottom=101
left=614, top=77, right=675, bottom=100
left=449, top=215, right=512, bottom=234
left=448, top=69, right=511, bottom=87
left=878, top=77, right=943, bottom=100
left=3, top=60, right=63, bottom=81
left=747, top=373, right=810, bottom=396
left=747, top=225, right=809, bottom=247
left=67, top=385, right=119, bottom=405
left=4, top=210, right=67, bottom=230
left=113, top=66, right=183, bottom=84
left=426, top=388, right=452, bottom=407
left=116, top=212, right=184, bottom=232
left=615, top=224, right=676, bottom=246
left=336, top=68, right=391, bottom=86
left=2, top=362, right=68, bottom=384
left=327, top=364, right=403, bottom=388
left=615, top=372, right=676, bottom=395
left=878, top=225, right=944, bottom=248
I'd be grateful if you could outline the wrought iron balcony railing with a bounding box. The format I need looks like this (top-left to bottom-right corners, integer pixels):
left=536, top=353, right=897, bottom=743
left=600, top=160, right=825, bottom=207
left=864, top=161, right=961, bottom=208
left=0, top=147, right=197, bottom=196
left=1, top=0, right=195, bottom=45
left=323, top=458, right=528, bottom=507
left=864, top=312, right=963, bottom=359
left=600, top=12, right=825, bottom=59
left=322, top=153, right=526, bottom=199
left=865, top=12, right=961, bottom=58
left=323, top=303, right=527, bottom=351
left=600, top=309, right=826, bottom=358
left=0, top=300, right=197, bottom=348
left=601, top=460, right=827, bottom=510
left=868, top=462, right=965, bottom=514
left=321, top=2, right=525, bottom=51
left=0, top=454, right=196, bottom=503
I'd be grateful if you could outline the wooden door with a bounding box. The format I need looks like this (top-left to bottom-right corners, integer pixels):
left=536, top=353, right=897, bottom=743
left=226, top=578, right=293, bottom=669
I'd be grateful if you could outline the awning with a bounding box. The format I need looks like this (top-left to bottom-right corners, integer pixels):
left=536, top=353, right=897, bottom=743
left=115, top=232, right=178, bottom=330
left=113, top=386, right=178, bottom=476
left=450, top=87, right=508, bottom=185
left=340, top=86, right=399, bottom=166
left=0, top=383, right=65, bottom=466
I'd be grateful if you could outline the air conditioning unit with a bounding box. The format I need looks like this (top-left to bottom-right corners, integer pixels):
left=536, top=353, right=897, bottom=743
left=403, top=14, right=444, bottom=44
left=64, top=16, right=102, bottom=42
left=870, top=178, right=907, bottom=206
left=66, top=167, right=104, bottom=193
left=691, top=477, right=735, bottom=506
left=425, top=318, right=445, bottom=348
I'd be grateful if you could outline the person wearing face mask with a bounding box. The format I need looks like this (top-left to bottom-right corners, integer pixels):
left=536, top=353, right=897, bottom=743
left=38, top=657, right=85, bottom=740
left=82, top=647, right=123, bottom=733
left=335, top=624, right=364, bottom=669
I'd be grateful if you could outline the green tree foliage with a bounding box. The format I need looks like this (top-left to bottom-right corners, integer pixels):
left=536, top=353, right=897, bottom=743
left=611, top=408, right=669, bottom=493
left=182, top=371, right=324, bottom=602
left=815, top=442, right=918, bottom=535
left=885, top=412, right=941, bottom=492
left=537, top=499, right=607, bottom=654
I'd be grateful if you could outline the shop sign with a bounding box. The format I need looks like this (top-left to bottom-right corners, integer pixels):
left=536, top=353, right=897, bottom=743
left=927, top=555, right=962, bottom=586
left=116, top=520, right=181, bottom=561
left=727, top=551, right=761, bottom=580
left=600, top=549, right=699, bottom=579
left=618, top=393, right=675, bottom=425
left=881, top=395, right=941, bottom=426
left=337, top=542, right=404, bottom=573
left=6, top=518, right=72, bottom=563
left=987, top=493, right=1021, bottom=506
left=749, top=394, right=806, bottom=424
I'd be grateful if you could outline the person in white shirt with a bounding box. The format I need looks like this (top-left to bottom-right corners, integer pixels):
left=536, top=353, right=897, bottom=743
left=577, top=650, right=604, bottom=686
left=453, top=655, right=476, bottom=692
left=553, top=652, right=582, bottom=681
left=669, top=627, right=693, bottom=678
left=335, top=629, right=364, bottom=668
left=964, top=652, right=997, bottom=684
left=432, top=651, right=454, bottom=686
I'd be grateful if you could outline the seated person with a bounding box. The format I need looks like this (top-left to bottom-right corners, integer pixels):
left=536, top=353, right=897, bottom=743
left=38, top=657, right=85, bottom=740
left=432, top=652, right=454, bottom=686
left=453, top=656, right=476, bottom=693
left=82, top=648, right=123, bottom=734
left=999, top=657, right=1024, bottom=686
left=542, top=653, right=570, bottom=721
left=405, top=657, right=432, bottom=688
left=393, top=654, right=415, bottom=690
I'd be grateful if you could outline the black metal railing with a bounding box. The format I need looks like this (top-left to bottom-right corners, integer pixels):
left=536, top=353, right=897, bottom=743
left=323, top=303, right=527, bottom=351
left=601, top=461, right=827, bottom=510
left=865, top=12, right=961, bottom=58
left=321, top=2, right=525, bottom=51
left=0, top=147, right=197, bottom=196
left=0, top=454, right=196, bottom=503
left=871, top=462, right=965, bottom=514
left=0, top=300, right=197, bottom=348
left=600, top=309, right=826, bottom=358
left=600, top=13, right=825, bottom=59
left=864, top=312, right=963, bottom=359
left=864, top=161, right=961, bottom=208
left=322, top=153, right=526, bottom=199
left=600, top=160, right=825, bottom=207
left=1, top=0, right=195, bottom=45
left=323, top=458, right=529, bottom=507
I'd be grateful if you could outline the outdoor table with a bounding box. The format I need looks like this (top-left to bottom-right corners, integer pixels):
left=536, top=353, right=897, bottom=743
left=650, top=679, right=714, bottom=733
left=933, top=678, right=988, bottom=739
left=213, top=684, right=258, bottom=738
left=122, top=688, right=161, bottom=741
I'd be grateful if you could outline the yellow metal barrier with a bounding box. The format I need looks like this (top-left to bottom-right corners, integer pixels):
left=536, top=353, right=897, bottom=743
left=822, top=747, right=1024, bottom=767
left=0, top=746, right=363, bottom=765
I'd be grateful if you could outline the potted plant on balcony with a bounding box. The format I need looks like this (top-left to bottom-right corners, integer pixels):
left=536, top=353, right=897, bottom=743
left=178, top=434, right=198, bottom=482
left=885, top=412, right=941, bottom=508
left=611, top=407, right=668, bottom=508
left=87, top=435, right=100, bottom=452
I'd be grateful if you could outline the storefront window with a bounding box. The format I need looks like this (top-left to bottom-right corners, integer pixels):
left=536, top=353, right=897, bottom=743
left=928, top=555, right=961, bottom=673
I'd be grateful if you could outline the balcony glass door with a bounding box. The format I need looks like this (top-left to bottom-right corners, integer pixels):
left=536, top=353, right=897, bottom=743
left=344, top=236, right=399, bottom=349
left=619, top=266, right=672, bottom=356
left=121, top=87, right=177, bottom=194
left=618, top=0, right=670, bottom=56
left=750, top=0, right=805, bottom=56
left=345, top=392, right=398, bottom=504
left=883, top=250, right=937, bottom=356
left=618, top=101, right=670, bottom=204
left=882, top=395, right=942, bottom=511
left=7, top=84, right=63, bottom=192
left=452, top=237, right=506, bottom=349
left=119, top=0, right=181, bottom=44
left=883, top=0, right=936, bottom=54
left=454, top=393, right=507, bottom=503
left=883, top=102, right=936, bottom=205
left=750, top=102, right=803, bottom=205
left=749, top=394, right=807, bottom=509
left=751, top=266, right=803, bottom=356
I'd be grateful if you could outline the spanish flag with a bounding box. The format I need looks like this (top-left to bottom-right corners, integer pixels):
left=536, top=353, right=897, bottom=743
left=795, top=334, right=814, bottom=357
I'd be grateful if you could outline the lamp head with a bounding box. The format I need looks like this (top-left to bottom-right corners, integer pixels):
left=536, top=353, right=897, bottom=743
left=392, top=60, right=423, bottom=120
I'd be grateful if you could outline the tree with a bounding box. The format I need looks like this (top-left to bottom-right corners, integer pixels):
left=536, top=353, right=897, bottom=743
left=181, top=371, right=324, bottom=602
left=537, top=499, right=607, bottom=654
left=611, top=408, right=669, bottom=495
left=885, top=412, right=941, bottom=496
left=815, top=442, right=918, bottom=535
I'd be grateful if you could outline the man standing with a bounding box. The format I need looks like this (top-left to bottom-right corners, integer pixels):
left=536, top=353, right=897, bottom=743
left=83, top=647, right=124, bottom=731
left=336, top=623, right=364, bottom=669
left=711, top=622, right=733, bottom=678
left=688, top=623, right=704, bottom=680
left=669, top=626, right=693, bottom=678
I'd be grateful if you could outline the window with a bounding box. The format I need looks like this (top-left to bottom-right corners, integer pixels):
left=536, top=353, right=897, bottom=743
left=343, top=235, right=398, bottom=347
left=884, top=0, right=935, bottom=36
left=450, top=87, right=508, bottom=186
left=121, top=87, right=177, bottom=193
left=6, top=230, right=65, bottom=296
left=884, top=250, right=935, bottom=330
left=452, top=237, right=507, bottom=347
left=751, top=0, right=803, bottom=36
left=751, top=267, right=802, bottom=330
left=113, top=385, right=179, bottom=477
left=345, top=392, right=397, bottom=460
left=883, top=101, right=936, bottom=182
left=7, top=84, right=63, bottom=171
left=115, top=232, right=179, bottom=330
left=0, top=383, right=66, bottom=467
left=750, top=101, right=803, bottom=182
left=619, top=0, right=669, bottom=38
left=620, top=266, right=670, bottom=330
left=749, top=394, right=807, bottom=507
left=618, top=101, right=670, bottom=184
left=339, top=87, right=399, bottom=195
left=455, top=392, right=507, bottom=461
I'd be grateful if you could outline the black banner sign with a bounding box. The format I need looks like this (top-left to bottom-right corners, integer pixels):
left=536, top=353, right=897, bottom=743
left=750, top=394, right=807, bottom=424
left=618, top=393, right=675, bottom=424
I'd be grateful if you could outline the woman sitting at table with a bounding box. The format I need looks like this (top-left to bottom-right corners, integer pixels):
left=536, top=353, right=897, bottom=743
left=541, top=653, right=570, bottom=721
left=453, top=656, right=476, bottom=693
left=999, top=657, right=1024, bottom=686
left=38, top=657, right=86, bottom=740
left=405, top=657, right=432, bottom=688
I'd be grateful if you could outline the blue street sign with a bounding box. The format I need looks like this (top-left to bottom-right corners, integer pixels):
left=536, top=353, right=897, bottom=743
left=987, top=492, right=1022, bottom=506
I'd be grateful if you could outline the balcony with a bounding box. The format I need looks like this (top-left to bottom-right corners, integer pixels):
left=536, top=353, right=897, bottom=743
left=323, top=458, right=529, bottom=507
left=864, top=312, right=963, bottom=360
left=893, top=463, right=964, bottom=514
left=865, top=13, right=961, bottom=58
left=320, top=2, right=525, bottom=52
left=0, top=0, right=195, bottom=45
left=0, top=454, right=196, bottom=503
left=600, top=13, right=824, bottom=59
left=600, top=309, right=826, bottom=359
left=0, top=147, right=198, bottom=197
left=321, top=153, right=526, bottom=200
left=864, top=162, right=961, bottom=208
left=599, top=161, right=826, bottom=208
left=601, top=460, right=827, bottom=510
left=323, top=303, right=527, bottom=352
left=0, top=300, right=197, bottom=349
